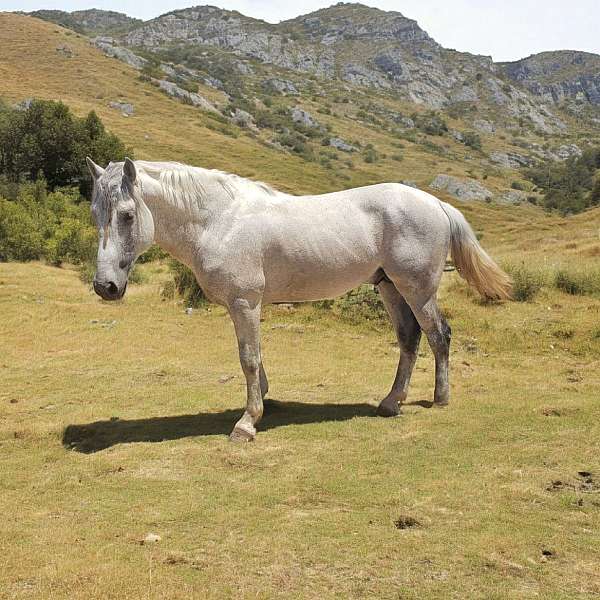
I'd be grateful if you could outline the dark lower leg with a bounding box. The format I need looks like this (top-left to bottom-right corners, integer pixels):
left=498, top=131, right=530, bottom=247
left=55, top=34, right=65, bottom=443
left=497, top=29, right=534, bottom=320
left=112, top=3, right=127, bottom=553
left=377, top=281, right=422, bottom=416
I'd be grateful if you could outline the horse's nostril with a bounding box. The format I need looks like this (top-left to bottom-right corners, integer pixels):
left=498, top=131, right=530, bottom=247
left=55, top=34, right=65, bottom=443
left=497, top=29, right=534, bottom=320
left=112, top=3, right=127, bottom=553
left=93, top=279, right=121, bottom=300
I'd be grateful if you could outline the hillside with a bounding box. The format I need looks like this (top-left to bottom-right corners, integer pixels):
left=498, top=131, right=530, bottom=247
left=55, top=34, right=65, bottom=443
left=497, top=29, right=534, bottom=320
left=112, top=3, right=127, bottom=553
left=2, top=11, right=600, bottom=263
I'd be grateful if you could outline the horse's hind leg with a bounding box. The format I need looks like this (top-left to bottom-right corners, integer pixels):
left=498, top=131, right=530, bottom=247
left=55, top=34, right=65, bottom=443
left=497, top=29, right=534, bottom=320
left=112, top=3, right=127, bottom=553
left=376, top=280, right=422, bottom=417
left=404, top=295, right=451, bottom=407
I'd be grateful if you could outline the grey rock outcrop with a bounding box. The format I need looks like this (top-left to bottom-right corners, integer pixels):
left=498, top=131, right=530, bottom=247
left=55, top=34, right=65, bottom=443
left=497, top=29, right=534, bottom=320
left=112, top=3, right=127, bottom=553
left=554, top=144, right=582, bottom=160
left=262, top=78, right=299, bottom=95
left=155, top=80, right=220, bottom=113
left=290, top=107, right=320, bottom=128
left=231, top=108, right=256, bottom=128
left=498, top=190, right=527, bottom=204
left=109, top=101, right=134, bottom=116
left=328, top=137, right=357, bottom=152
left=501, top=51, right=600, bottom=107
left=490, top=151, right=532, bottom=169
left=472, top=119, right=496, bottom=134
left=430, top=175, right=493, bottom=202
left=93, top=37, right=147, bottom=70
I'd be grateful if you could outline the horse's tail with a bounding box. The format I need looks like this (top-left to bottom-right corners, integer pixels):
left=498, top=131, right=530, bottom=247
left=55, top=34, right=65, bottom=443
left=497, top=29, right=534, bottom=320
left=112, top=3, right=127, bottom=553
left=440, top=202, right=512, bottom=301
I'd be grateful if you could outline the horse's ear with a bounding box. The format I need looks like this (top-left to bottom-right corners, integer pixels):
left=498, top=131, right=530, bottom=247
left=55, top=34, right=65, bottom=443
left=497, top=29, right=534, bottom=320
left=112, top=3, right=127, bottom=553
left=86, top=156, right=104, bottom=180
left=123, top=157, right=137, bottom=184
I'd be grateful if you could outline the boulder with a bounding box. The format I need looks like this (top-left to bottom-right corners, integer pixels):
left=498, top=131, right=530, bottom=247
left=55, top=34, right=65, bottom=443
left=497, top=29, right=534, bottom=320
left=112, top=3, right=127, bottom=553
left=328, top=137, right=357, bottom=152
left=155, top=80, right=220, bottom=113
left=490, top=151, right=531, bottom=169
left=290, top=107, right=320, bottom=128
left=109, top=101, right=135, bottom=116
left=554, top=144, right=582, bottom=160
left=450, top=130, right=464, bottom=143
left=430, top=175, right=493, bottom=202
left=261, top=78, right=299, bottom=95
left=14, top=98, right=33, bottom=111
left=93, top=37, right=147, bottom=70
left=472, top=119, right=496, bottom=134
left=231, top=108, right=256, bottom=128
left=498, top=190, right=527, bottom=204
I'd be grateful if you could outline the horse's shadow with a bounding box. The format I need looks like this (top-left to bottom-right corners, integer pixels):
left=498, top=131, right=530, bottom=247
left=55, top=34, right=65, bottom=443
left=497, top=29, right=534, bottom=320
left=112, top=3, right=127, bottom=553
left=62, top=399, right=378, bottom=453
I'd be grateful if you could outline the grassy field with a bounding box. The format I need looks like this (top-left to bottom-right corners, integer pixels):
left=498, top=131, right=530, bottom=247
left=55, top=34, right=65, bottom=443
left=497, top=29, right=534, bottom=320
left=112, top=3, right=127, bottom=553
left=1, top=258, right=599, bottom=599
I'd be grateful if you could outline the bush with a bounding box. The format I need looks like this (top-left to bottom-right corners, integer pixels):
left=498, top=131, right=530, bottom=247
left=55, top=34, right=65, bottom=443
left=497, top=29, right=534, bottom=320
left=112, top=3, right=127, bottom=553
left=524, top=147, right=600, bottom=215
left=412, top=111, right=448, bottom=136
left=0, top=197, right=44, bottom=261
left=504, top=263, right=545, bottom=302
left=363, top=145, right=378, bottom=164
left=44, top=217, right=96, bottom=267
left=166, top=260, right=207, bottom=307
left=554, top=268, right=600, bottom=296
left=462, top=131, right=482, bottom=150
left=314, top=285, right=387, bottom=324
left=138, top=245, right=169, bottom=263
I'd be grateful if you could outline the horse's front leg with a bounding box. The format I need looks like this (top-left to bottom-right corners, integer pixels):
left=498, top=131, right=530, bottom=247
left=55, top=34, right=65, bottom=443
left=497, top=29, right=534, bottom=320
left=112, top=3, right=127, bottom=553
left=228, top=297, right=263, bottom=442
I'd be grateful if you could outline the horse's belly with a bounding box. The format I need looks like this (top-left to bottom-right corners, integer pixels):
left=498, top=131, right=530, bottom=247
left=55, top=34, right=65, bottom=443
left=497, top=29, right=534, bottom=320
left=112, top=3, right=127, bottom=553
left=262, top=258, right=379, bottom=303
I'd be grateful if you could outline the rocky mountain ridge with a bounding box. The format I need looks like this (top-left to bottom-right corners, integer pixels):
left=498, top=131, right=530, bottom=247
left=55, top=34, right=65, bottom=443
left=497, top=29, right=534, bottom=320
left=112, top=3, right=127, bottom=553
left=27, top=4, right=600, bottom=119
left=27, top=8, right=140, bottom=34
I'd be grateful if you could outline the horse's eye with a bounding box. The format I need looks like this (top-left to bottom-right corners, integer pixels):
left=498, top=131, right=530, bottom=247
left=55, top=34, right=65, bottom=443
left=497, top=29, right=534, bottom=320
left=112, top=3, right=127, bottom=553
left=122, top=212, right=134, bottom=223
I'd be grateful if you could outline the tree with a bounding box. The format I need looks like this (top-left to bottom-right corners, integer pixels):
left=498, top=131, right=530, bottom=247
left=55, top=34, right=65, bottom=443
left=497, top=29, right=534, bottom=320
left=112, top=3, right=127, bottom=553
left=0, top=100, right=130, bottom=194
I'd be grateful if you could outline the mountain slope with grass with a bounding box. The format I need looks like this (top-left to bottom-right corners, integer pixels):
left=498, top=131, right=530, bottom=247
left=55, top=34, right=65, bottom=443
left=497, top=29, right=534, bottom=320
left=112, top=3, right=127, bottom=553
left=2, top=11, right=600, bottom=257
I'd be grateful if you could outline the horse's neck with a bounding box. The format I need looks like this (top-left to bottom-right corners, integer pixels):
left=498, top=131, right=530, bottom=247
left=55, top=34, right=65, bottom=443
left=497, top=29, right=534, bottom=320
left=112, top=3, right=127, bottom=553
left=139, top=168, right=226, bottom=267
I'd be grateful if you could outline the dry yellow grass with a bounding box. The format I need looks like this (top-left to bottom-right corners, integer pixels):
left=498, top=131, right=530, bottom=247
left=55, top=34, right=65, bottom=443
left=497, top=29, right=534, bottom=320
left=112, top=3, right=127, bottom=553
left=1, top=261, right=599, bottom=599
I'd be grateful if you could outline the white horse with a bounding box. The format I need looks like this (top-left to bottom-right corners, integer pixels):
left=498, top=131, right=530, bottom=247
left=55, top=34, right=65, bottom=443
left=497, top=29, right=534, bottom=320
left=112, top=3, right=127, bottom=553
left=86, top=157, right=511, bottom=441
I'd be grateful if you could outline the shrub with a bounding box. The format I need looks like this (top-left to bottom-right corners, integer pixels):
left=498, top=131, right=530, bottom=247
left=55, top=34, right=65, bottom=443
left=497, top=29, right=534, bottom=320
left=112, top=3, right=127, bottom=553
left=314, top=285, right=387, bottom=324
left=524, top=147, right=600, bottom=214
left=363, top=146, right=378, bottom=164
left=138, top=245, right=169, bottom=263
left=554, top=268, right=600, bottom=296
left=167, top=260, right=207, bottom=307
left=504, top=263, right=545, bottom=302
left=0, top=197, right=44, bottom=261
left=462, top=131, right=482, bottom=150
left=412, top=111, right=448, bottom=136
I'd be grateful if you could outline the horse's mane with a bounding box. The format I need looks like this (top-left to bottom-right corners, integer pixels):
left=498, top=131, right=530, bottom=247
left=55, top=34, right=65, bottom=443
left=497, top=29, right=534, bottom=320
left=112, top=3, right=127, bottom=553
left=135, top=161, right=280, bottom=212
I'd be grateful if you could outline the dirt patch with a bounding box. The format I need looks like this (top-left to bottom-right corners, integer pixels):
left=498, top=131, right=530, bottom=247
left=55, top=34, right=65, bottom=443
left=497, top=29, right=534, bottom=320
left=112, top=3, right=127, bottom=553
left=394, top=515, right=421, bottom=530
left=540, top=406, right=580, bottom=417
left=546, top=471, right=599, bottom=493
left=577, top=471, right=599, bottom=493
left=164, top=552, right=206, bottom=570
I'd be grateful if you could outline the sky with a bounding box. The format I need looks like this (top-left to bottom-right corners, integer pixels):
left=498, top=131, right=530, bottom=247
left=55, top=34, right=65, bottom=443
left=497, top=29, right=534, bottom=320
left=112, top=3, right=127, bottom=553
left=4, top=0, right=599, bottom=62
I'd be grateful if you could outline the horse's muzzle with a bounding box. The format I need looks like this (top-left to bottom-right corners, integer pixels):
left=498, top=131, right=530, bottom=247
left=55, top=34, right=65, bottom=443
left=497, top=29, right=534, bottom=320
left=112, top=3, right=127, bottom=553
left=93, top=279, right=126, bottom=301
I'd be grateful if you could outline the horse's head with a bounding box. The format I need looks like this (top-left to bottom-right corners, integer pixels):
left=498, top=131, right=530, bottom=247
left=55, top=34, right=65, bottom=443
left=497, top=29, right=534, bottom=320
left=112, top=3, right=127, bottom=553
left=86, top=157, right=155, bottom=301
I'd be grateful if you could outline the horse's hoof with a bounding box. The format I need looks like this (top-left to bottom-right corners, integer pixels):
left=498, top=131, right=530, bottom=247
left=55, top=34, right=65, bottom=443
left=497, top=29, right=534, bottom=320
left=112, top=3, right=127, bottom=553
left=376, top=402, right=401, bottom=418
left=433, top=398, right=449, bottom=407
left=229, top=426, right=256, bottom=442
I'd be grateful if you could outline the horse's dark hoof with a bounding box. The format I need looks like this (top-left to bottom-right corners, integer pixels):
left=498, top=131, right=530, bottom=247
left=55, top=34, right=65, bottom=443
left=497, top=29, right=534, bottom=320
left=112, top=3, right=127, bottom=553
left=229, top=425, right=256, bottom=442
left=376, top=400, right=401, bottom=418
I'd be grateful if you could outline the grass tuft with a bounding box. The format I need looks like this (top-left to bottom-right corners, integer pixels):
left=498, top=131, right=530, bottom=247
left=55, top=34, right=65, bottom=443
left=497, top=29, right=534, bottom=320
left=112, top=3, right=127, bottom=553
left=504, top=263, right=545, bottom=302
